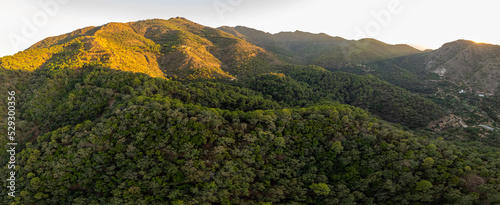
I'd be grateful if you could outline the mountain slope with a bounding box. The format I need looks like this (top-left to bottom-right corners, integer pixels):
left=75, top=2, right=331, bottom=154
left=223, top=26, right=500, bottom=96
left=379, top=40, right=500, bottom=94
left=0, top=18, right=282, bottom=79
left=218, top=26, right=421, bottom=67
left=423, top=40, right=500, bottom=94
left=2, top=66, right=500, bottom=204
left=242, top=66, right=445, bottom=128
left=218, top=26, right=430, bottom=92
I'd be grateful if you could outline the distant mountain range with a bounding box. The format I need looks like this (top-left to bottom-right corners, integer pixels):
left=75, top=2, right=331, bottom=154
left=219, top=26, right=500, bottom=95
left=218, top=26, right=421, bottom=66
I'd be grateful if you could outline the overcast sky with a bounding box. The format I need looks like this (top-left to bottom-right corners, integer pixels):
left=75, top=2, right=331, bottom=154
left=1, top=0, right=499, bottom=57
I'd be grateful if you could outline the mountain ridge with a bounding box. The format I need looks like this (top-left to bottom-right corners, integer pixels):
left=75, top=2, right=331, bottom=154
left=219, top=24, right=500, bottom=95
left=0, top=18, right=283, bottom=79
left=218, top=25, right=422, bottom=66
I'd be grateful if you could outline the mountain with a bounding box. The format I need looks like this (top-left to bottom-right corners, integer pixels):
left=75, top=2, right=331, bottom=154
left=423, top=40, right=500, bottom=95
left=218, top=26, right=433, bottom=93
left=218, top=26, right=421, bottom=66
left=341, top=39, right=500, bottom=95
left=0, top=18, right=282, bottom=79
left=220, top=26, right=500, bottom=96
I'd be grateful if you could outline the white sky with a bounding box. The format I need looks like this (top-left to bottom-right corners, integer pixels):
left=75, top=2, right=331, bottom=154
left=1, top=0, right=499, bottom=57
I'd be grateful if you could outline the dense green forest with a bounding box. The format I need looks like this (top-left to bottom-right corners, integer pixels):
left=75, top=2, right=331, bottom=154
left=273, top=66, right=444, bottom=128
left=1, top=66, right=500, bottom=204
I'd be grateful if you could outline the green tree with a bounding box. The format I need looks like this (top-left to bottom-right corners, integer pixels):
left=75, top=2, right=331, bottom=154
left=310, top=183, right=331, bottom=196
left=422, top=157, right=435, bottom=168
left=416, top=180, right=433, bottom=191
left=332, top=141, right=344, bottom=154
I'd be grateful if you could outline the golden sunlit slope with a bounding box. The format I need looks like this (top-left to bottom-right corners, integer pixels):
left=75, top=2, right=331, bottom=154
left=1, top=23, right=165, bottom=78
left=0, top=18, right=282, bottom=79
left=129, top=18, right=282, bottom=79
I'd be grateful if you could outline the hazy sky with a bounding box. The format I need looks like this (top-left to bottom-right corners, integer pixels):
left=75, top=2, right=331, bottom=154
left=1, top=0, right=499, bottom=57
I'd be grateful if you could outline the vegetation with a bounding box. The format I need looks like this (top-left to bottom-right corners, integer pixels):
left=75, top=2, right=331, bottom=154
left=1, top=18, right=500, bottom=204
left=239, top=66, right=445, bottom=128
left=0, top=66, right=499, bottom=204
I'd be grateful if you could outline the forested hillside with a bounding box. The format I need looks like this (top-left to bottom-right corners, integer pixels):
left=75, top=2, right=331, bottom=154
left=2, top=66, right=500, bottom=204
left=238, top=66, right=444, bottom=128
